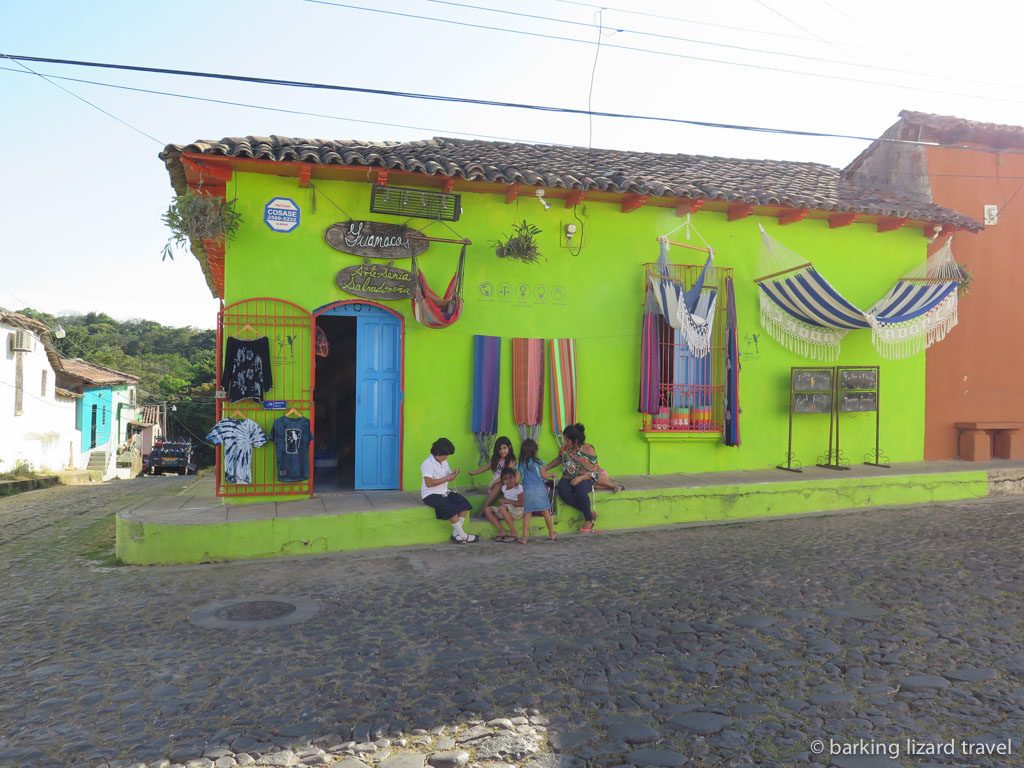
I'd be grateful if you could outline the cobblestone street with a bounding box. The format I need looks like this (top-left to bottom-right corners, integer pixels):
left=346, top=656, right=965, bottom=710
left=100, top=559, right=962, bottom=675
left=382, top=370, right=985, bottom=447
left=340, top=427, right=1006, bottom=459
left=0, top=478, right=1021, bottom=768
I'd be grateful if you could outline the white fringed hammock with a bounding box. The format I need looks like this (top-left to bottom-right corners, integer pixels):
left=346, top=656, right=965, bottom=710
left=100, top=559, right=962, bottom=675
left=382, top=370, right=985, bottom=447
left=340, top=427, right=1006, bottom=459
left=756, top=226, right=964, bottom=361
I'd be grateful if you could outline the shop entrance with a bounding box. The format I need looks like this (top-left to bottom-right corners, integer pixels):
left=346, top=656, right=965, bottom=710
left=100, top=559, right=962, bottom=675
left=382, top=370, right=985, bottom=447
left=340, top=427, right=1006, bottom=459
left=313, top=302, right=403, bottom=491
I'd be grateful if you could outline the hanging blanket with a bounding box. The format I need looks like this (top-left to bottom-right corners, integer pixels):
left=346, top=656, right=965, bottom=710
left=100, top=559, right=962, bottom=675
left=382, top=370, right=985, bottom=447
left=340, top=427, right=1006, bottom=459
left=648, top=242, right=717, bottom=357
left=471, top=335, right=501, bottom=465
left=638, top=286, right=661, bottom=415
left=410, top=245, right=466, bottom=329
left=723, top=275, right=741, bottom=447
left=549, top=338, right=577, bottom=445
left=512, top=338, right=545, bottom=441
left=756, top=227, right=962, bottom=360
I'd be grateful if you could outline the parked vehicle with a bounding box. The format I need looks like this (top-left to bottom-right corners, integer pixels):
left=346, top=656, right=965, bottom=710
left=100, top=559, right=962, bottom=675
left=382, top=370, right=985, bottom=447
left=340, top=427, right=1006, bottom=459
left=146, top=439, right=194, bottom=475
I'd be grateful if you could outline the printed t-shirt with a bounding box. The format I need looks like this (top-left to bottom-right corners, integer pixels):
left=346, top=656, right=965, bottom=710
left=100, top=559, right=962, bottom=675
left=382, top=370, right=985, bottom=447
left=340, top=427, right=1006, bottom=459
left=222, top=336, right=273, bottom=402
left=206, top=418, right=269, bottom=484
left=269, top=416, right=313, bottom=481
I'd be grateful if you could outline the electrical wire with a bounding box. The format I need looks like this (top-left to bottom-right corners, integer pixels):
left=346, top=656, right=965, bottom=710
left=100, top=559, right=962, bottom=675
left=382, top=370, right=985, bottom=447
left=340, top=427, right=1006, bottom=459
left=301, top=1, right=1024, bottom=102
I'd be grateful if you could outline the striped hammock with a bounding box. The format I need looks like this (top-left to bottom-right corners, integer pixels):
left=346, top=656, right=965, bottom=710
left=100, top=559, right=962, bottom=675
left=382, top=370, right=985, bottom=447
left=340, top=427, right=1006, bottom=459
left=757, top=227, right=963, bottom=360
left=410, top=245, right=466, bottom=329
left=471, top=335, right=501, bottom=464
left=512, top=338, right=544, bottom=441
left=549, top=338, right=577, bottom=447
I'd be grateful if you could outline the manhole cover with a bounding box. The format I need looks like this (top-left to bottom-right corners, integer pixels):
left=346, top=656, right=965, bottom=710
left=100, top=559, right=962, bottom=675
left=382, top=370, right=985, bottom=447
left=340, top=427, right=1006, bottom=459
left=190, top=596, right=318, bottom=629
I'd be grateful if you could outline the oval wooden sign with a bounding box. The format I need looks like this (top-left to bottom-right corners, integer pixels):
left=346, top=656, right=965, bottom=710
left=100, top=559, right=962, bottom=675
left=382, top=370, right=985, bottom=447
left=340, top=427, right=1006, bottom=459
left=325, top=220, right=428, bottom=259
left=335, top=263, right=413, bottom=300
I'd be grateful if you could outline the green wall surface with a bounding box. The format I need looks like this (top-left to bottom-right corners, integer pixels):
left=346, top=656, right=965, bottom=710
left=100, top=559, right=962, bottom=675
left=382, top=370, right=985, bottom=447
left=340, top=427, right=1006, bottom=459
left=222, top=172, right=927, bottom=495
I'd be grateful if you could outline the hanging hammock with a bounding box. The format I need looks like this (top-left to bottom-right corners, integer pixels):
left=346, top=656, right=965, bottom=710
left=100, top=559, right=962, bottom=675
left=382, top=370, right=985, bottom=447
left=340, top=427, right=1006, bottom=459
left=512, top=338, right=545, bottom=441
left=549, top=338, right=577, bottom=447
left=648, top=240, right=718, bottom=358
left=471, top=335, right=501, bottom=465
left=410, top=244, right=467, bottom=329
left=756, top=226, right=963, bottom=360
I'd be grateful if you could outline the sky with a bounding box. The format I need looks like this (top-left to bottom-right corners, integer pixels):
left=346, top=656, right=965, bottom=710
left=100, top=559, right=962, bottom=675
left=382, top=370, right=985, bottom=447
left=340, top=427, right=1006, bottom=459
left=4, top=0, right=1024, bottom=331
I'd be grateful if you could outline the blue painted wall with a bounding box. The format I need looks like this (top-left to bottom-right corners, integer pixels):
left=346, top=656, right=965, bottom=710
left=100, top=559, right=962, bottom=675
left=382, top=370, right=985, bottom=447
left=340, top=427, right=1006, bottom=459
left=78, top=387, right=113, bottom=453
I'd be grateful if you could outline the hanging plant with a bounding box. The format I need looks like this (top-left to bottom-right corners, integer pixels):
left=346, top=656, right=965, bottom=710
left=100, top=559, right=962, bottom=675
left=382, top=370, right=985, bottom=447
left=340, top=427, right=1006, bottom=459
left=492, top=220, right=542, bottom=264
left=161, top=189, right=243, bottom=261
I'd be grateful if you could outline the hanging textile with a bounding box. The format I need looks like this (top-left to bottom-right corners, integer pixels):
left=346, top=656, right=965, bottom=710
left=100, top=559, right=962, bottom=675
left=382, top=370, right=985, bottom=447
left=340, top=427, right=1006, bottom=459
left=512, top=337, right=545, bottom=441
left=410, top=244, right=467, bottom=329
left=315, top=327, right=330, bottom=358
left=756, top=227, right=962, bottom=360
left=648, top=241, right=717, bottom=357
left=549, top=338, right=577, bottom=445
left=638, top=286, right=661, bottom=415
left=722, top=275, right=741, bottom=447
left=471, top=335, right=501, bottom=465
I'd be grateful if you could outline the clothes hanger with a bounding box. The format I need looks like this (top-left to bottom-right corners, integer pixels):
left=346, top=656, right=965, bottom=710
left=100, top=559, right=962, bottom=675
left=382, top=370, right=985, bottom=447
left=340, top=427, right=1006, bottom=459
left=226, top=406, right=245, bottom=419
left=285, top=406, right=302, bottom=418
left=237, top=324, right=257, bottom=338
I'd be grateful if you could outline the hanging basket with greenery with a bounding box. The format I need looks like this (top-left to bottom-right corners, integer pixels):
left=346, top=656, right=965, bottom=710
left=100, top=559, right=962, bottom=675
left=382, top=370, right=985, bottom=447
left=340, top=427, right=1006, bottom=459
left=492, top=220, right=542, bottom=264
left=161, top=189, right=243, bottom=261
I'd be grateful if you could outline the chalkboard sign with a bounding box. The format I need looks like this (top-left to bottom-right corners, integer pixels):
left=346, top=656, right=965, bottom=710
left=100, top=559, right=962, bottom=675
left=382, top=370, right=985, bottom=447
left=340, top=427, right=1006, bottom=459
left=793, top=368, right=833, bottom=392
left=325, top=220, right=429, bottom=259
left=795, top=392, right=833, bottom=413
left=841, top=391, right=878, bottom=412
left=841, top=368, right=877, bottom=391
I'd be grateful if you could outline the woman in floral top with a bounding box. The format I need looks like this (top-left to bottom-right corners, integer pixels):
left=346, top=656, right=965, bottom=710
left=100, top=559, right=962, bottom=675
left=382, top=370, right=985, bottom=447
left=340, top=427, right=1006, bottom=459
left=544, top=423, right=601, bottom=533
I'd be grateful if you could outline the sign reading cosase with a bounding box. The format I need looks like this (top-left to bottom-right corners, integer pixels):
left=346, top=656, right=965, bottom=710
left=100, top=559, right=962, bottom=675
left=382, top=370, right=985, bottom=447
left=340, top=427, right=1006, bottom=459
left=325, top=220, right=429, bottom=259
left=264, top=197, right=300, bottom=232
left=335, top=263, right=413, bottom=300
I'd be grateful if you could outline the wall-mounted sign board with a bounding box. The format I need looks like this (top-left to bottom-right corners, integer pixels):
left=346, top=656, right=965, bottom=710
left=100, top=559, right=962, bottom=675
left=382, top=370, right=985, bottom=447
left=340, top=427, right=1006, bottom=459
left=794, top=392, right=833, bottom=413
left=841, top=391, right=878, bottom=412
left=793, top=368, right=832, bottom=392
left=325, top=220, right=428, bottom=259
left=265, top=197, right=300, bottom=233
left=335, top=263, right=412, bottom=300
left=840, top=368, right=877, bottom=391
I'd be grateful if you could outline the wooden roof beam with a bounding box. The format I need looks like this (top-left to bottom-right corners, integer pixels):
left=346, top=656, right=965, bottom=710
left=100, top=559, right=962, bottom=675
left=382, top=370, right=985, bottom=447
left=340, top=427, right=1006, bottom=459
left=675, top=199, right=704, bottom=217
left=441, top=178, right=456, bottom=194
left=727, top=202, right=754, bottom=221
left=778, top=207, right=810, bottom=226
left=299, top=164, right=312, bottom=188
left=505, top=182, right=521, bottom=204
left=878, top=216, right=908, bottom=233
left=829, top=212, right=858, bottom=228
left=565, top=190, right=584, bottom=209
left=621, top=194, right=649, bottom=213
left=375, top=170, right=389, bottom=187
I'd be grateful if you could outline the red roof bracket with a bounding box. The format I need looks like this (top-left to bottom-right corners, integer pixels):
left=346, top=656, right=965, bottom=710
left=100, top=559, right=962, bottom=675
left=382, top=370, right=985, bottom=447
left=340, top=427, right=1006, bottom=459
left=182, top=156, right=232, bottom=184
left=187, top=182, right=225, bottom=198
left=828, top=212, right=858, bottom=228
left=505, top=183, right=521, bottom=204
left=375, top=170, right=389, bottom=187
left=727, top=202, right=754, bottom=221
left=675, top=199, right=704, bottom=217
left=778, top=207, right=810, bottom=226
left=877, top=217, right=908, bottom=233
left=565, top=190, right=584, bottom=209
left=441, top=178, right=456, bottom=194
left=621, top=194, right=649, bottom=213
left=299, top=164, right=312, bottom=188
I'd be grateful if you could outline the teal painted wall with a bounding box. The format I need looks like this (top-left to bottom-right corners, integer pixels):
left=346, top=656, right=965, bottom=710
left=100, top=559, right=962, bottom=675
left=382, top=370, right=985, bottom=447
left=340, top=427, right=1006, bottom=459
left=222, top=172, right=926, bottom=494
left=78, top=386, right=113, bottom=452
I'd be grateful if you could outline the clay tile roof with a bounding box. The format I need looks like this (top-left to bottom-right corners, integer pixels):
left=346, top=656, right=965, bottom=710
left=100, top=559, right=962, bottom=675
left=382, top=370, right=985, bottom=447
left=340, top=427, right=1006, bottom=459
left=0, top=307, right=63, bottom=374
left=895, top=110, right=1024, bottom=150
left=139, top=405, right=161, bottom=426
left=59, top=358, right=138, bottom=386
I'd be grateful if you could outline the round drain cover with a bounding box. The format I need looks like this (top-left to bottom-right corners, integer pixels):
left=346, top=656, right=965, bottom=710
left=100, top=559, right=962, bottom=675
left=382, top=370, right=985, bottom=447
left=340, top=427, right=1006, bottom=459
left=190, top=596, right=318, bottom=629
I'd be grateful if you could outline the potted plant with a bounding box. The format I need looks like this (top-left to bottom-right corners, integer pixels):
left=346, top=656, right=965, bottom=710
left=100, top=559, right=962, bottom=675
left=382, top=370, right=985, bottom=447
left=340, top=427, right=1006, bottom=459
left=492, top=220, right=542, bottom=264
left=161, top=189, right=243, bottom=261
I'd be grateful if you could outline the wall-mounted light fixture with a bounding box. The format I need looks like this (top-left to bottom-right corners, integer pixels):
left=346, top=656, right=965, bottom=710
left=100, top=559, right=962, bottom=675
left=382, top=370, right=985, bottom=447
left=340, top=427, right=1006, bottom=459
left=536, top=188, right=551, bottom=211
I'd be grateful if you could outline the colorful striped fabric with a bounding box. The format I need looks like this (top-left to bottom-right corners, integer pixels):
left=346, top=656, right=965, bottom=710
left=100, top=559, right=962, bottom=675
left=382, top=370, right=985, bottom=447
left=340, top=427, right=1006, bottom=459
left=639, top=286, right=661, bottom=415
left=723, top=276, right=741, bottom=447
left=471, top=335, right=501, bottom=464
left=410, top=245, right=466, bottom=329
left=512, top=338, right=545, bottom=441
left=549, top=338, right=577, bottom=443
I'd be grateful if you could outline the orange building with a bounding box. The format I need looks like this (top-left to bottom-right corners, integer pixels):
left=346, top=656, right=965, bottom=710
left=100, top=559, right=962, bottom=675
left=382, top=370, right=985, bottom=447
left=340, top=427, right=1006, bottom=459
left=847, top=111, right=1024, bottom=459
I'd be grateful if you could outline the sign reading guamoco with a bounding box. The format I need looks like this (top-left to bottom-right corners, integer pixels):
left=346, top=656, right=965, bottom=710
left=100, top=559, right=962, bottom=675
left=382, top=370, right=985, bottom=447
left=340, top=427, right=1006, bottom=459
left=335, top=263, right=413, bottom=300
left=325, top=220, right=429, bottom=259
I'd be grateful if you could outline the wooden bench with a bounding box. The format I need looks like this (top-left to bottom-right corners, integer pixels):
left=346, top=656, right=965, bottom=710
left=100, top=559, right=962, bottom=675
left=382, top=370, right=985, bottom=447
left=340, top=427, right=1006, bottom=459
left=955, top=421, right=1024, bottom=461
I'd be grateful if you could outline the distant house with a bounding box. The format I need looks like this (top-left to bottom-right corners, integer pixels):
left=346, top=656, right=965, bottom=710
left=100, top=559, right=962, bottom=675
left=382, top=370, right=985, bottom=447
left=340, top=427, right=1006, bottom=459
left=846, top=111, right=1024, bottom=459
left=0, top=309, right=82, bottom=473
left=58, top=358, right=139, bottom=478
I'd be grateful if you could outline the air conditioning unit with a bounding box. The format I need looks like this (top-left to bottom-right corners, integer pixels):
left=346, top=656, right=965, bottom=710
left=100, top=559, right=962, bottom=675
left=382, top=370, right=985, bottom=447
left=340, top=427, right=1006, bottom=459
left=9, top=330, right=31, bottom=352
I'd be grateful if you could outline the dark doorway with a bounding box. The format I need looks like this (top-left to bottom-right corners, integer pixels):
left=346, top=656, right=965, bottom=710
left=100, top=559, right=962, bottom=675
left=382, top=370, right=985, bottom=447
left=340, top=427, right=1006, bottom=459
left=90, top=404, right=98, bottom=449
left=313, top=315, right=357, bottom=491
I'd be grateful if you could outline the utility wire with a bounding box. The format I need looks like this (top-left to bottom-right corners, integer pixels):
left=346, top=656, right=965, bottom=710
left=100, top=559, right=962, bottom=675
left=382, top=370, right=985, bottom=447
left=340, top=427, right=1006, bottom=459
left=302, top=1, right=1024, bottom=102
left=419, top=0, right=1012, bottom=90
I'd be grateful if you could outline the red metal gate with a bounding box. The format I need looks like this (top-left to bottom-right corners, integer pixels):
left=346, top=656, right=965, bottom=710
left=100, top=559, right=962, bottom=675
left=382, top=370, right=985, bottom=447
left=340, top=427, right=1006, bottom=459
left=215, top=298, right=314, bottom=498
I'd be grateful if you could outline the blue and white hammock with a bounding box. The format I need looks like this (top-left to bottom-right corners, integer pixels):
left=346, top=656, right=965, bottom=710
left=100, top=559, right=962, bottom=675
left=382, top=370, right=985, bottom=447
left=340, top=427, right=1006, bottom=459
left=648, top=239, right=717, bottom=358
left=757, top=226, right=962, bottom=360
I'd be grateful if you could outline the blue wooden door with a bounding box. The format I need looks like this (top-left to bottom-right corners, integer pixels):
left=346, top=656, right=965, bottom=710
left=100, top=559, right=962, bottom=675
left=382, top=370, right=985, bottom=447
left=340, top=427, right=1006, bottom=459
left=354, top=312, right=402, bottom=489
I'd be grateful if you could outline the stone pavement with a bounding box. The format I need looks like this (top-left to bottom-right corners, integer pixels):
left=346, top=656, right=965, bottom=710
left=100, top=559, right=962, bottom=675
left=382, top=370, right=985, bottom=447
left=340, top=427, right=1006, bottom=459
left=0, top=477, right=1022, bottom=768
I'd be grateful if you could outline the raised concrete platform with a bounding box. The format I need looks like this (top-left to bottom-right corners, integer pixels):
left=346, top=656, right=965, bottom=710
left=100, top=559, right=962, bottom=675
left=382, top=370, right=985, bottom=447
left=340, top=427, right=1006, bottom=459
left=115, top=459, right=1024, bottom=565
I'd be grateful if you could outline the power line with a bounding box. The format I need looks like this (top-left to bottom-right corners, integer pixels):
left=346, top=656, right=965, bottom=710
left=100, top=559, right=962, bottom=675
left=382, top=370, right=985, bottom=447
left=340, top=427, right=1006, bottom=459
left=302, top=1, right=1024, bottom=103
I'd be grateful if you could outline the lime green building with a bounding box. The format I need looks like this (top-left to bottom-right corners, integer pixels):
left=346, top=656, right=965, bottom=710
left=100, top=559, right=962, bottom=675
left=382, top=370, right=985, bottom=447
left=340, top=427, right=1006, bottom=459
left=159, top=137, right=977, bottom=506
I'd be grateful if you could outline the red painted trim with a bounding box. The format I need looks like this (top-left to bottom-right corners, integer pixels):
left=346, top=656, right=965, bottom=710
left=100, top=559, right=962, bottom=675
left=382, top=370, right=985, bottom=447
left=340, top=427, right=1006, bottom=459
left=565, top=190, right=584, bottom=209
left=675, top=199, right=704, bottom=216
left=778, top=207, right=810, bottom=226
left=505, top=183, right=520, bottom=204
left=375, top=170, right=389, bottom=186
left=299, top=164, right=312, bottom=188
left=182, top=156, right=233, bottom=184
left=727, top=202, right=754, bottom=221
left=621, top=194, right=649, bottom=213
left=877, top=216, right=908, bottom=233
left=441, top=178, right=456, bottom=194
left=828, top=212, right=857, bottom=228
left=187, top=182, right=226, bottom=198
left=312, top=299, right=406, bottom=491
